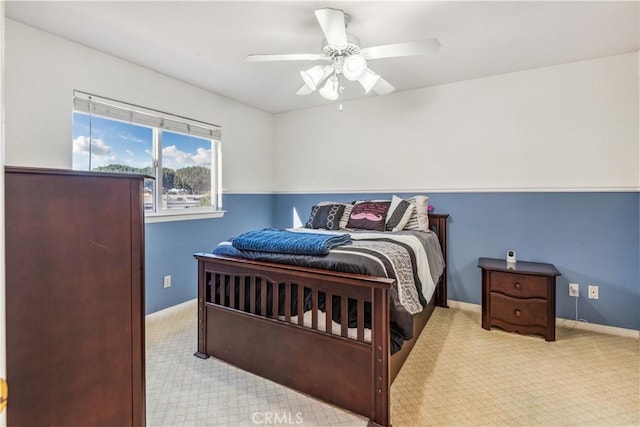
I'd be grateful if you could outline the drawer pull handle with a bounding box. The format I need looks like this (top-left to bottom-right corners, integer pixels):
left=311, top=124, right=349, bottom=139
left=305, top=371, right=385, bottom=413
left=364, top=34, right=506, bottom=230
left=514, top=309, right=522, bottom=317
left=514, top=282, right=521, bottom=289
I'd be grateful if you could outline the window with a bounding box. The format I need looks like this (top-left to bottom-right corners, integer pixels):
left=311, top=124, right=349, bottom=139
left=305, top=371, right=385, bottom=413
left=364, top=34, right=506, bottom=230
left=72, top=91, right=222, bottom=221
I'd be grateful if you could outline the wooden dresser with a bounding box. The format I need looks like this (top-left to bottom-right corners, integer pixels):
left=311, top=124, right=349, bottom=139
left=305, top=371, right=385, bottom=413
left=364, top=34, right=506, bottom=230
left=5, top=167, right=146, bottom=426
left=478, top=257, right=560, bottom=341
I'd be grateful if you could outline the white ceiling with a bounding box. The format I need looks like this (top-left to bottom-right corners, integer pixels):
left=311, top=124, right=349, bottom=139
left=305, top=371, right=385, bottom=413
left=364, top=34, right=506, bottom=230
left=6, top=1, right=639, bottom=114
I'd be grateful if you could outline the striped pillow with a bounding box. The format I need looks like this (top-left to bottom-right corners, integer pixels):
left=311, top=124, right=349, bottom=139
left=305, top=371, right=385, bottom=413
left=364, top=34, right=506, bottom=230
left=403, top=196, right=430, bottom=232
left=385, top=195, right=415, bottom=231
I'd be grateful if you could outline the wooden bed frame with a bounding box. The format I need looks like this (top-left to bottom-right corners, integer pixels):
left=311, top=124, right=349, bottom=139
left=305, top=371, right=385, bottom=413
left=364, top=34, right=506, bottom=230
left=194, top=214, right=449, bottom=426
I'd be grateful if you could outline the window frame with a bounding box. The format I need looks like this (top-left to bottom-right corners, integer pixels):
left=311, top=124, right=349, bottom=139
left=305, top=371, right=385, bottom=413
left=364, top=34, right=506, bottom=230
left=72, top=91, right=224, bottom=222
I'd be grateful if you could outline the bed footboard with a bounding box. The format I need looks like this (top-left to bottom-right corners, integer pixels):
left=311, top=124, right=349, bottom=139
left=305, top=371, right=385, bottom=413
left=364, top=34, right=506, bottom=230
left=194, top=254, right=395, bottom=426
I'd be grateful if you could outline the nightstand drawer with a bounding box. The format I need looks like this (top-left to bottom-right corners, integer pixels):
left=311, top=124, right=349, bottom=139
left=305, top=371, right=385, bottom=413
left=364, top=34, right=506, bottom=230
left=489, top=271, right=548, bottom=299
left=490, top=293, right=548, bottom=326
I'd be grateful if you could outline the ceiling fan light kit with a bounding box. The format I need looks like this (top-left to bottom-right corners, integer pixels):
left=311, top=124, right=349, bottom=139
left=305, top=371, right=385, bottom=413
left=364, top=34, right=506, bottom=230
left=300, top=65, right=327, bottom=91
left=319, top=75, right=341, bottom=100
left=247, top=7, right=440, bottom=103
left=343, top=54, right=367, bottom=81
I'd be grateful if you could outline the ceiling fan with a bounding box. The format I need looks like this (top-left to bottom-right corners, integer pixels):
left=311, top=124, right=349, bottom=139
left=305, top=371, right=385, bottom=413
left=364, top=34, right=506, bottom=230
left=247, top=8, right=441, bottom=101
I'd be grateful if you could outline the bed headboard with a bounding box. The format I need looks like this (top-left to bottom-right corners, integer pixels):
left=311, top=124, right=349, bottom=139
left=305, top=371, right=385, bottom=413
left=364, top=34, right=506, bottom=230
left=427, top=213, right=449, bottom=307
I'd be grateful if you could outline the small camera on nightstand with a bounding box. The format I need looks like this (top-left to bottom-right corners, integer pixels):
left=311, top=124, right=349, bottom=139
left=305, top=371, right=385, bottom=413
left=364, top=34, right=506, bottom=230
left=506, top=249, right=517, bottom=264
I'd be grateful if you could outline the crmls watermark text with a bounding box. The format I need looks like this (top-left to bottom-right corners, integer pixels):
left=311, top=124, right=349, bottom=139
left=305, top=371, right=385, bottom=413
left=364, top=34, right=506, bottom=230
left=252, top=411, right=304, bottom=425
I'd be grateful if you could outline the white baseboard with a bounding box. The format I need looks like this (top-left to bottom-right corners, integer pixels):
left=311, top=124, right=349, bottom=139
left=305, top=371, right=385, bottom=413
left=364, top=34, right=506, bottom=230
left=146, top=298, right=197, bottom=322
left=447, top=300, right=482, bottom=313
left=556, top=318, right=640, bottom=339
left=447, top=300, right=640, bottom=339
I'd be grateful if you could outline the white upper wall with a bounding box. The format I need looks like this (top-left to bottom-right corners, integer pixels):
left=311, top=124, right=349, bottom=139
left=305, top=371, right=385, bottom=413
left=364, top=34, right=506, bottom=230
left=5, top=19, right=639, bottom=194
left=275, top=52, right=639, bottom=192
left=4, top=19, right=275, bottom=193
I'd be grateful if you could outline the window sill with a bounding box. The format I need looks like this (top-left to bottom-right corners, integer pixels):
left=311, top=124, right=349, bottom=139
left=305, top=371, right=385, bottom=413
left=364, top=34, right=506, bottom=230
left=144, top=210, right=226, bottom=224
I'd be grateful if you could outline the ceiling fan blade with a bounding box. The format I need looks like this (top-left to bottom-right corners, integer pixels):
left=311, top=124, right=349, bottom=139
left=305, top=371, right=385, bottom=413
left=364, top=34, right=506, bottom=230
left=314, top=8, right=348, bottom=49
left=246, top=53, right=326, bottom=62
left=296, top=85, right=314, bottom=96
left=361, top=38, right=441, bottom=60
left=372, top=77, right=395, bottom=96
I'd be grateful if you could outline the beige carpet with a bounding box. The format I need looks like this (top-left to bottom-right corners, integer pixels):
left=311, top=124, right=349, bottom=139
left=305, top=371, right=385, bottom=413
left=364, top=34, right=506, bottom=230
left=146, top=301, right=639, bottom=426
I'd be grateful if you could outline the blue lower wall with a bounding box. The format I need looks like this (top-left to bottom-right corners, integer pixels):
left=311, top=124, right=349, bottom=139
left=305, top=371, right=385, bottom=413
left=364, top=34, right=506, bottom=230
left=144, top=193, right=273, bottom=314
left=144, top=190, right=639, bottom=331
left=272, top=192, right=640, bottom=331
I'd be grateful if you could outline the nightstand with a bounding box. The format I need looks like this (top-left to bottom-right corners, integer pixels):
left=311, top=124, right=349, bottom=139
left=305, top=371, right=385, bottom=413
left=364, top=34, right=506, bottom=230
left=478, top=257, right=561, bottom=341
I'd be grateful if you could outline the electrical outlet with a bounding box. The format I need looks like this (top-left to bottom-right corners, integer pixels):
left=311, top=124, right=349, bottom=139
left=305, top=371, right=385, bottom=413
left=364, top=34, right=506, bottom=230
left=588, top=285, right=599, bottom=300
left=569, top=283, right=579, bottom=297
left=163, top=275, right=172, bottom=288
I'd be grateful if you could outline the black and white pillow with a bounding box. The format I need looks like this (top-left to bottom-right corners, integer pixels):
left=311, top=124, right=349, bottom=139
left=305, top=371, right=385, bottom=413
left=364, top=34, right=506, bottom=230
left=305, top=204, right=346, bottom=230
left=385, top=195, right=415, bottom=231
left=317, top=201, right=353, bottom=229
left=403, top=195, right=430, bottom=232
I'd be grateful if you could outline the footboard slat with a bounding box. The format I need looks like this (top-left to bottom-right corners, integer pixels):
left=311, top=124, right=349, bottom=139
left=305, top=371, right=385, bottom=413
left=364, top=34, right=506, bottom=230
left=261, top=280, right=267, bottom=316
left=272, top=282, right=279, bottom=318
left=284, top=283, right=291, bottom=322
left=230, top=276, right=236, bottom=309
left=250, top=277, right=256, bottom=314
left=311, top=290, right=318, bottom=330
left=341, top=297, right=348, bottom=338
left=357, top=299, right=365, bottom=342
left=220, top=274, right=226, bottom=306
left=326, top=292, right=333, bottom=335
left=239, top=278, right=245, bottom=311
left=297, top=284, right=304, bottom=326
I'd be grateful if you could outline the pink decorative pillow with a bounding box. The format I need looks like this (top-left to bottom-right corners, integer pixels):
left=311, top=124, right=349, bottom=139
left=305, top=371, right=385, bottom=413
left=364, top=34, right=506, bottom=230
left=346, top=201, right=391, bottom=231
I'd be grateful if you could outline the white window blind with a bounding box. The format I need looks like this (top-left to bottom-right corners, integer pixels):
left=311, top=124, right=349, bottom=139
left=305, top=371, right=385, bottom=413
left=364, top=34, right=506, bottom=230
left=73, top=91, right=221, bottom=140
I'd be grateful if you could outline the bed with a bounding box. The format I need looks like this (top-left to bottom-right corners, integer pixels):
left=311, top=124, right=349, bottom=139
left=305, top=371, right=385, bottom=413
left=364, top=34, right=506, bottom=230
left=194, top=204, right=448, bottom=427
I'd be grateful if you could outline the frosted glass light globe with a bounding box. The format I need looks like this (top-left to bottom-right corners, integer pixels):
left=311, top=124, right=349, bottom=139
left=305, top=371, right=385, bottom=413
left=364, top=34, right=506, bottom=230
left=343, top=54, right=367, bottom=81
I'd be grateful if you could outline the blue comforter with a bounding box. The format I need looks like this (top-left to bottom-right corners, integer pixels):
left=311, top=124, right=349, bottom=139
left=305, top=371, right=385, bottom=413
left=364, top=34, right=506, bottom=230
left=231, top=228, right=351, bottom=255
